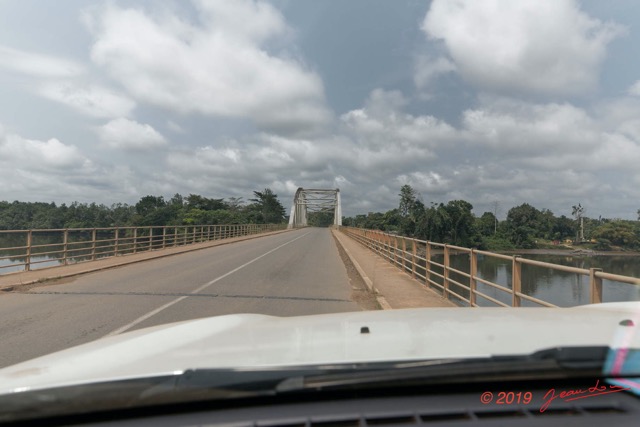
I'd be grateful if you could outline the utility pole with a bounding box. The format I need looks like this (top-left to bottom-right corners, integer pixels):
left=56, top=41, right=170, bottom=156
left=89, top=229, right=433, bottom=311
left=491, top=201, right=500, bottom=234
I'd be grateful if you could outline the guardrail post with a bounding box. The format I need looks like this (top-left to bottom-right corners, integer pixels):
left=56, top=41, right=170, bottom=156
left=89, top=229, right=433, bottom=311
left=63, top=229, right=69, bottom=265
left=590, top=268, right=603, bottom=304
left=133, top=228, right=138, bottom=253
left=470, top=249, right=477, bottom=307
left=149, top=227, right=154, bottom=251
left=401, top=237, right=407, bottom=272
left=162, top=227, right=166, bottom=249
left=393, top=235, right=398, bottom=266
left=425, top=242, right=432, bottom=288
left=115, top=228, right=120, bottom=255
left=512, top=256, right=522, bottom=307
left=91, top=228, right=97, bottom=260
left=25, top=230, right=32, bottom=271
left=443, top=244, right=450, bottom=299
left=411, top=239, right=417, bottom=279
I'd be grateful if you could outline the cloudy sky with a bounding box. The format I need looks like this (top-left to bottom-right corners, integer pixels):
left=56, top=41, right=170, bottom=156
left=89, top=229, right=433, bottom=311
left=1, top=0, right=639, bottom=219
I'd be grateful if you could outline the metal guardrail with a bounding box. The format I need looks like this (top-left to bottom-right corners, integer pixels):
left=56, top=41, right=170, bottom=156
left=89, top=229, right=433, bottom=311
left=340, top=226, right=640, bottom=308
left=0, top=224, right=286, bottom=274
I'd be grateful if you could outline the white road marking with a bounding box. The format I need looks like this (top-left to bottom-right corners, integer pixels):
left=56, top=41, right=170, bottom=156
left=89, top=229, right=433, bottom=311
left=104, top=231, right=312, bottom=337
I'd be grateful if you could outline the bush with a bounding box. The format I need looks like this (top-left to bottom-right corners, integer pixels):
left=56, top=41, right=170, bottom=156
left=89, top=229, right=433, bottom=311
left=484, top=236, right=516, bottom=251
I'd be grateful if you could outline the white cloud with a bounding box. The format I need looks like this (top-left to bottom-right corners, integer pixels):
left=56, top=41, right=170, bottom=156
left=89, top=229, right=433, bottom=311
left=0, top=44, right=84, bottom=77
left=422, top=0, right=624, bottom=95
left=414, top=55, right=456, bottom=89
left=86, top=0, right=331, bottom=135
left=0, top=132, right=88, bottom=171
left=341, top=89, right=456, bottom=160
left=0, top=125, right=141, bottom=203
left=461, top=99, right=599, bottom=155
left=98, top=118, right=168, bottom=151
left=628, top=80, right=640, bottom=96
left=38, top=81, right=135, bottom=118
left=397, top=171, right=450, bottom=194
left=167, top=120, right=186, bottom=133
left=333, top=91, right=640, bottom=216
left=0, top=43, right=135, bottom=119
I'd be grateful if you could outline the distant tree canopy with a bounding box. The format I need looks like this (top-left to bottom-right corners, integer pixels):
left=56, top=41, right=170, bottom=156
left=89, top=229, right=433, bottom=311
left=307, top=211, right=334, bottom=227
left=249, top=189, right=287, bottom=224
left=342, top=185, right=640, bottom=251
left=0, top=189, right=288, bottom=230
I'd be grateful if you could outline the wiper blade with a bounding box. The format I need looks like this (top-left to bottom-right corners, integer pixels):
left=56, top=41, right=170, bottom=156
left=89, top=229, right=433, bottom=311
left=529, top=345, right=609, bottom=370
left=0, top=346, right=617, bottom=424
left=276, top=346, right=612, bottom=392
left=143, top=346, right=612, bottom=396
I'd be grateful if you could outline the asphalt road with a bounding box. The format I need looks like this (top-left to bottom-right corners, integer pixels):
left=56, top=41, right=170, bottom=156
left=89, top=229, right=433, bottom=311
left=0, top=228, right=360, bottom=368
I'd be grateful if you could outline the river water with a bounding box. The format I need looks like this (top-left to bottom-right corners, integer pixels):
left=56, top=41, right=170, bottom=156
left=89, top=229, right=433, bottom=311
left=435, top=253, right=640, bottom=307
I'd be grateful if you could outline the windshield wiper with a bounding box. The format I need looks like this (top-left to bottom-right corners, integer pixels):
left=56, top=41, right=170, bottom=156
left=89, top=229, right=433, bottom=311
left=275, top=346, right=611, bottom=392
left=0, top=346, right=621, bottom=424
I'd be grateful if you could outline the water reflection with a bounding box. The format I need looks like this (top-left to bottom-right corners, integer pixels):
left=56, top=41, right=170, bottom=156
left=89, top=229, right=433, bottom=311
left=0, top=231, right=159, bottom=274
left=429, top=253, right=640, bottom=307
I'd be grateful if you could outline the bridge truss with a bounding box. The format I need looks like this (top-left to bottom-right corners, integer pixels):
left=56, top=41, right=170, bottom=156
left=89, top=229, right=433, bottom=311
left=288, top=188, right=342, bottom=228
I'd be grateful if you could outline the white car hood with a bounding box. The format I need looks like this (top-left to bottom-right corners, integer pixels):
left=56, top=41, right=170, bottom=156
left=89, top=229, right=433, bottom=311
left=1, top=303, right=639, bottom=395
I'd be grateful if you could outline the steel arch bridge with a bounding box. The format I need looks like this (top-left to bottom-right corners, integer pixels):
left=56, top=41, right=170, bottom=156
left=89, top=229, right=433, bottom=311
left=288, top=188, right=342, bottom=228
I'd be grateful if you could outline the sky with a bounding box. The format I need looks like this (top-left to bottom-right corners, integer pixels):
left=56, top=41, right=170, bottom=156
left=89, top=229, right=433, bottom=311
left=1, top=0, right=639, bottom=220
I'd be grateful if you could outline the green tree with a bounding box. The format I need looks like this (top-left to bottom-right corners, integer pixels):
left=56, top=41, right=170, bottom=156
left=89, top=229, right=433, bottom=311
left=592, top=221, right=639, bottom=248
left=133, top=196, right=176, bottom=226
left=415, top=203, right=450, bottom=242
left=186, top=194, right=227, bottom=211
left=443, top=200, right=482, bottom=247
left=308, top=211, right=334, bottom=227
left=551, top=215, right=575, bottom=241
left=476, top=212, right=498, bottom=237
left=249, top=189, right=286, bottom=223
left=398, top=184, right=417, bottom=217
left=226, top=197, right=244, bottom=212
left=504, top=203, right=543, bottom=248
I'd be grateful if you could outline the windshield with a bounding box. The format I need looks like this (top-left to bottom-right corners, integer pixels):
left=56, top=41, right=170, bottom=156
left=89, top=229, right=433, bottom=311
left=1, top=0, right=640, bottom=423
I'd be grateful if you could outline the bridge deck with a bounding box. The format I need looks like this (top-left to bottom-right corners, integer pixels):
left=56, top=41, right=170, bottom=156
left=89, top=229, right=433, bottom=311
left=2, top=228, right=458, bottom=310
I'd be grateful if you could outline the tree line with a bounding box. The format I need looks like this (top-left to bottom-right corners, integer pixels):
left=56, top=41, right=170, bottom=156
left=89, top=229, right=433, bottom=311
left=342, top=185, right=640, bottom=251
left=0, top=189, right=287, bottom=230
